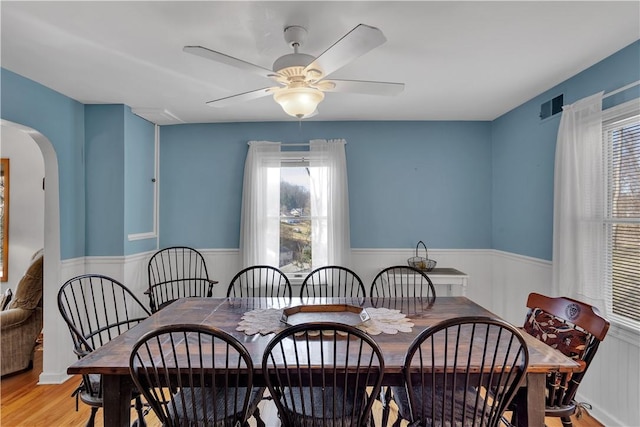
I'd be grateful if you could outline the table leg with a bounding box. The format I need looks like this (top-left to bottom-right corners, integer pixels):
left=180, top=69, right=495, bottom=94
left=103, top=374, right=132, bottom=427
left=515, top=372, right=546, bottom=427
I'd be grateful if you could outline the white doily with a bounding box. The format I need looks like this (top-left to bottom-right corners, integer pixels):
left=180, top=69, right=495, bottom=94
left=236, top=307, right=413, bottom=336
left=362, top=307, right=414, bottom=335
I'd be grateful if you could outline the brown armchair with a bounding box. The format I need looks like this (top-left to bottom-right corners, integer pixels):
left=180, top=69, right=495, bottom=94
left=0, top=254, right=43, bottom=377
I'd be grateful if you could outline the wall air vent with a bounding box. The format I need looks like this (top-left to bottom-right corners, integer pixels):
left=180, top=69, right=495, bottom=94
left=540, top=94, right=564, bottom=120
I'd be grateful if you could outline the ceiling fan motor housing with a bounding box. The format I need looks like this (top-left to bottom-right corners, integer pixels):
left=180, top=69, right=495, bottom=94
left=272, top=53, right=315, bottom=74
left=283, top=25, right=308, bottom=48
left=272, top=25, right=323, bottom=81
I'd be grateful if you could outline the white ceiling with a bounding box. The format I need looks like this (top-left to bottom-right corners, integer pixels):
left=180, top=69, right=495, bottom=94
left=2, top=1, right=639, bottom=124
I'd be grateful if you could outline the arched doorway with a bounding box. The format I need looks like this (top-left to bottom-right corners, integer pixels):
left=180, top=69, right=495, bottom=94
left=1, top=119, right=65, bottom=383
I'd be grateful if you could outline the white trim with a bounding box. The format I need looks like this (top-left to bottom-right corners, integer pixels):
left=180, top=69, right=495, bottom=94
left=351, top=247, right=487, bottom=254
left=198, top=248, right=240, bottom=256
left=126, top=124, right=159, bottom=241
left=154, top=124, right=159, bottom=244
left=603, top=97, right=640, bottom=119
left=128, top=232, right=156, bottom=241
left=607, top=321, right=640, bottom=347
left=37, top=372, right=73, bottom=385
left=490, top=249, right=552, bottom=267
left=1, top=120, right=64, bottom=387
left=59, top=256, right=85, bottom=269
left=602, top=104, right=640, bottom=337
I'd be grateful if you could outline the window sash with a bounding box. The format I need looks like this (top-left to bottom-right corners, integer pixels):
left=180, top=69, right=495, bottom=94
left=603, top=106, right=640, bottom=330
left=278, top=158, right=329, bottom=275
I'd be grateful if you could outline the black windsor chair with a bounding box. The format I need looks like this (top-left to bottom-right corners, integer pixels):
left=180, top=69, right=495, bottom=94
left=371, top=265, right=437, bottom=425
left=262, top=322, right=385, bottom=427
left=299, top=265, right=366, bottom=300
left=147, top=246, right=217, bottom=312
left=393, top=316, right=530, bottom=427
left=227, top=265, right=292, bottom=299
left=129, top=323, right=265, bottom=427
left=58, top=274, right=151, bottom=427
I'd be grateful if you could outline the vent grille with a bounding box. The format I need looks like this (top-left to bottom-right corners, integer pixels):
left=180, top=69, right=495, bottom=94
left=540, top=94, right=564, bottom=120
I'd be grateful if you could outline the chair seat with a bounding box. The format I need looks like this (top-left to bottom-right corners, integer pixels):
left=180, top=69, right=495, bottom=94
left=280, top=386, right=371, bottom=427
left=168, top=386, right=265, bottom=426
left=392, top=384, right=489, bottom=427
left=78, top=374, right=102, bottom=407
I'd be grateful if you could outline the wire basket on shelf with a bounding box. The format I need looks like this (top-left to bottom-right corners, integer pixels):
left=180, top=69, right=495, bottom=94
left=407, top=240, right=437, bottom=271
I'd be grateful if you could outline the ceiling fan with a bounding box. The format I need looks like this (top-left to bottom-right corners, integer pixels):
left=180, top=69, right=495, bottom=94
left=183, top=24, right=405, bottom=119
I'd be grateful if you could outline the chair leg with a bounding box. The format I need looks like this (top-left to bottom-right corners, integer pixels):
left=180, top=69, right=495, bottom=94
left=85, top=407, right=98, bottom=427
left=134, top=396, right=147, bottom=427
left=561, top=416, right=573, bottom=427
left=252, top=407, right=266, bottom=427
left=380, top=387, right=393, bottom=427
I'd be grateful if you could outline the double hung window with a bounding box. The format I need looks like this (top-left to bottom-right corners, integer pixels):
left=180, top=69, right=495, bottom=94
left=554, top=93, right=640, bottom=331
left=240, top=140, right=350, bottom=280
left=603, top=103, right=640, bottom=328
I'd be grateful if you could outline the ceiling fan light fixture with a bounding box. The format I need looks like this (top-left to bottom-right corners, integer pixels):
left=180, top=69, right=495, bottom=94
left=273, top=87, right=325, bottom=118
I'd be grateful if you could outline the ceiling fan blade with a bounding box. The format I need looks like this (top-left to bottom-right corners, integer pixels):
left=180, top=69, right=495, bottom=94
left=206, top=87, right=276, bottom=108
left=184, top=46, right=275, bottom=79
left=322, top=79, right=404, bottom=96
left=304, top=24, right=386, bottom=79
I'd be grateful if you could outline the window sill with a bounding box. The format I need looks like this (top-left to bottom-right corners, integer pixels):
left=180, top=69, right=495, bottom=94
left=608, top=321, right=640, bottom=347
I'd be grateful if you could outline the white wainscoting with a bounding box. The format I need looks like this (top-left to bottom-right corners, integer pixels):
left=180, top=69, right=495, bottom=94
left=41, top=248, right=638, bottom=426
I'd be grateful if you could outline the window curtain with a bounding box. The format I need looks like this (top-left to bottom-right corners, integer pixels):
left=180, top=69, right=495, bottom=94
left=240, top=141, right=281, bottom=268
left=552, top=92, right=606, bottom=311
left=309, top=139, right=351, bottom=268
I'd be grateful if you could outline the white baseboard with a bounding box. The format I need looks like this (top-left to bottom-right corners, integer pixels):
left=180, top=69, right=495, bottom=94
left=38, top=372, right=72, bottom=385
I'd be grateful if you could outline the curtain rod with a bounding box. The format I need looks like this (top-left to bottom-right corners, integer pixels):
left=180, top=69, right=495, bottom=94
left=603, top=80, right=640, bottom=99
left=281, top=142, right=347, bottom=146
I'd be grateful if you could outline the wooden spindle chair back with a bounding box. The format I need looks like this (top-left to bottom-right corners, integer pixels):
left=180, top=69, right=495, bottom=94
left=227, top=265, right=292, bottom=299
left=147, top=246, right=216, bottom=312
left=262, top=322, right=385, bottom=427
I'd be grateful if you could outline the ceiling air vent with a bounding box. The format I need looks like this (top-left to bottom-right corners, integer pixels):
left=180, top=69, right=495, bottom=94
left=540, top=94, right=564, bottom=120
left=131, top=108, right=183, bottom=125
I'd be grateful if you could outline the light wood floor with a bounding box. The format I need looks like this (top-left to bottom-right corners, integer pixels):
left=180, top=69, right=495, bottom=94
left=1, top=345, right=604, bottom=427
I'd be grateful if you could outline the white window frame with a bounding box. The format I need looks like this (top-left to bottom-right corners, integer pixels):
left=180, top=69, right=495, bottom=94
left=602, top=99, right=640, bottom=334
left=278, top=151, right=326, bottom=282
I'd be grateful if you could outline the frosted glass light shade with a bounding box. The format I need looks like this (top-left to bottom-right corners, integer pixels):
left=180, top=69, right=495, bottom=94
left=273, top=87, right=325, bottom=118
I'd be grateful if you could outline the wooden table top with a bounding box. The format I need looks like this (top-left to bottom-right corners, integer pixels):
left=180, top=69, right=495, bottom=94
left=68, top=296, right=580, bottom=377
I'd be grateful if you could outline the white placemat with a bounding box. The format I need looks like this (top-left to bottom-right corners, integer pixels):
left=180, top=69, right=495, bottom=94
left=236, top=307, right=413, bottom=336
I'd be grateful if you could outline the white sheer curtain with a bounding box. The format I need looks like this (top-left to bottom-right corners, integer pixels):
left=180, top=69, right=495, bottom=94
left=309, top=139, right=351, bottom=268
left=240, top=141, right=281, bottom=267
left=552, top=92, right=606, bottom=311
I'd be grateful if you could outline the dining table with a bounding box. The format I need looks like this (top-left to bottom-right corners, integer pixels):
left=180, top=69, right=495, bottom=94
left=67, top=295, right=581, bottom=426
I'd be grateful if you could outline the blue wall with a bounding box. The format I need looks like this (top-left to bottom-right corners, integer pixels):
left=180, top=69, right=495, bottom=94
left=85, top=105, right=126, bottom=256
left=491, top=40, right=640, bottom=260
left=1, top=39, right=638, bottom=260
left=0, top=68, right=86, bottom=260
left=159, top=121, right=492, bottom=250
left=85, top=104, right=157, bottom=256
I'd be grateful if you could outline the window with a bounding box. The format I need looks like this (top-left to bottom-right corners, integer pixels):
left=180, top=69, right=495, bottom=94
left=240, top=140, right=350, bottom=279
left=279, top=159, right=315, bottom=276
left=604, top=105, right=640, bottom=329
